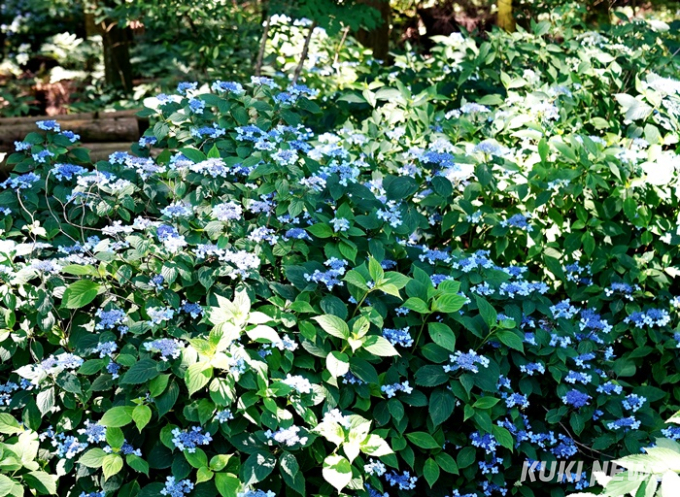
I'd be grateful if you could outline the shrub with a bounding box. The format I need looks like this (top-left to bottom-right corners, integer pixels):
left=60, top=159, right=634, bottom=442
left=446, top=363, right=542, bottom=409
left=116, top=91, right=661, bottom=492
left=2, top=15, right=680, bottom=497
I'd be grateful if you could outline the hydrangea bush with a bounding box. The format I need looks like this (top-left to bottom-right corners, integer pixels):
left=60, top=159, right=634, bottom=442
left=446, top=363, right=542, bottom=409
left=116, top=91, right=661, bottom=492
left=2, top=15, right=680, bottom=497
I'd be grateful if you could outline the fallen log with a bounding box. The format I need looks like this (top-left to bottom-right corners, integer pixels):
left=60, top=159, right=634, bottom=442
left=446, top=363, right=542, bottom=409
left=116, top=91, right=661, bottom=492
left=0, top=109, right=142, bottom=126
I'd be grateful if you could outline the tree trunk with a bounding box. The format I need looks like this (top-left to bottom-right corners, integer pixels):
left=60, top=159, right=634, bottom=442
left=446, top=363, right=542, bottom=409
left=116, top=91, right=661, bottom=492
left=86, top=12, right=133, bottom=92
left=497, top=0, right=515, bottom=32
left=587, top=0, right=612, bottom=25
left=355, top=0, right=391, bottom=62
left=101, top=21, right=133, bottom=92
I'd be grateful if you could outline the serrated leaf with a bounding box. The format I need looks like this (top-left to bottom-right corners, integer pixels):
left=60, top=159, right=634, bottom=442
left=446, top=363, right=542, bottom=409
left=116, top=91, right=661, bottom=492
left=405, top=432, right=439, bottom=450
left=322, top=455, right=352, bottom=492
left=423, top=458, right=440, bottom=487
left=102, top=454, right=124, bottom=481
left=132, top=404, right=152, bottom=432
left=78, top=448, right=108, bottom=468
left=185, top=362, right=214, bottom=396
left=62, top=280, right=100, bottom=309
left=313, top=315, right=350, bottom=339
left=122, top=359, right=159, bottom=384
left=100, top=406, right=133, bottom=428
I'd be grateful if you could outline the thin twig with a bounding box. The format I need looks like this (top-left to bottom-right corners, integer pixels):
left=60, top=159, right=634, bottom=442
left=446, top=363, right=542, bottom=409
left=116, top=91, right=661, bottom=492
left=333, top=26, right=351, bottom=70
left=292, top=21, right=317, bottom=86
left=255, top=15, right=271, bottom=77
left=542, top=406, right=615, bottom=459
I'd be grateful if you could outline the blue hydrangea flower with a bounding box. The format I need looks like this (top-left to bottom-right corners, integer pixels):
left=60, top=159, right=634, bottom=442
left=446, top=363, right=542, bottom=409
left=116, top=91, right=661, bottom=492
left=505, top=393, right=530, bottom=409
left=597, top=381, right=623, bottom=395
left=470, top=432, right=497, bottom=454
left=444, top=350, right=490, bottom=374
left=52, top=433, right=87, bottom=459
left=607, top=416, right=640, bottom=431
left=106, top=361, right=120, bottom=379
left=144, top=338, right=183, bottom=360
left=160, top=476, right=194, bottom=497
left=94, top=341, right=118, bottom=358
left=385, top=470, right=418, bottom=490
left=215, top=410, right=234, bottom=423
left=364, top=458, right=386, bottom=476
left=181, top=301, right=202, bottom=318
left=383, top=327, right=413, bottom=348
left=33, top=149, right=55, bottom=163
left=519, top=362, right=545, bottom=375
left=177, top=82, right=197, bottom=95
left=381, top=381, right=413, bottom=398
left=188, top=98, right=205, bottom=114
left=37, top=120, right=60, bottom=132
left=1, top=172, right=41, bottom=190
left=565, top=371, right=592, bottom=385
left=78, top=420, right=107, bottom=443
left=171, top=426, right=212, bottom=452
left=622, top=393, right=646, bottom=412
left=561, top=389, right=591, bottom=409
left=60, top=130, right=80, bottom=143
left=624, top=309, right=670, bottom=328
left=52, top=163, right=87, bottom=181
left=213, top=201, right=242, bottom=221
left=211, top=81, right=244, bottom=94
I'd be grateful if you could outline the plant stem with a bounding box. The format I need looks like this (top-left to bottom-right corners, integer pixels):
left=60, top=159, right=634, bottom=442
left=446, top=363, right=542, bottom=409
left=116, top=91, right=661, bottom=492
left=292, top=21, right=317, bottom=86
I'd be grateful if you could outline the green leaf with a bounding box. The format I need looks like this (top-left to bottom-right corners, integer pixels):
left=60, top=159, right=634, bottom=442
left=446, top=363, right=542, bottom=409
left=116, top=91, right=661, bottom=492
left=313, top=315, right=350, bottom=339
left=102, top=454, right=124, bottom=481
left=368, top=257, right=385, bottom=282
left=132, top=404, right=152, bottom=432
left=179, top=147, right=207, bottom=163
left=106, top=426, right=125, bottom=449
left=473, top=397, right=500, bottom=410
left=428, top=322, right=456, bottom=351
left=122, top=359, right=160, bottom=384
left=78, top=448, right=108, bottom=468
left=405, top=432, right=439, bottom=450
left=23, top=472, right=57, bottom=495
left=62, top=280, right=100, bottom=309
left=491, top=425, right=514, bottom=451
left=457, top=446, right=476, bottom=469
left=363, top=336, right=399, bottom=356
left=100, top=406, right=133, bottom=427
left=423, top=458, right=440, bottom=487
left=241, top=451, right=276, bottom=487
left=0, top=414, right=22, bottom=434
left=435, top=452, right=459, bottom=474
left=215, top=473, right=240, bottom=497
left=433, top=293, right=467, bottom=313
left=430, top=389, right=455, bottom=426
left=349, top=358, right=379, bottom=385
left=496, top=330, right=524, bottom=352
left=475, top=295, right=497, bottom=328
left=0, top=475, right=17, bottom=497
left=415, top=365, right=449, bottom=387
left=209, top=454, right=233, bottom=472
left=322, top=455, right=352, bottom=492
left=127, top=454, right=150, bottom=476
left=185, top=448, right=208, bottom=469
left=384, top=176, right=418, bottom=201
left=306, top=223, right=334, bottom=239
left=185, top=362, right=214, bottom=396
left=156, top=381, right=180, bottom=418
left=403, top=297, right=430, bottom=314
left=280, top=452, right=305, bottom=495
left=326, top=351, right=350, bottom=378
